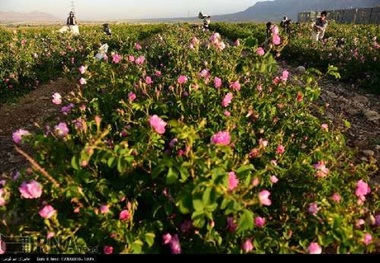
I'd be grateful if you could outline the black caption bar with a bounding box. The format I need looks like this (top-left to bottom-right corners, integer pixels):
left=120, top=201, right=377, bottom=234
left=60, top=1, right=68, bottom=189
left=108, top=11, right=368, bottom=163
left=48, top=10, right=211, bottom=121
left=0, top=255, right=97, bottom=262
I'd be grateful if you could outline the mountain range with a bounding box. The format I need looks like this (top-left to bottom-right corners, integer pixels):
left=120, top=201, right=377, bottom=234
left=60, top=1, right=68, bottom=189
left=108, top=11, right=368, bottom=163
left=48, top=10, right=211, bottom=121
left=1, top=0, right=380, bottom=24
left=0, top=11, right=61, bottom=24
left=212, top=0, right=380, bottom=22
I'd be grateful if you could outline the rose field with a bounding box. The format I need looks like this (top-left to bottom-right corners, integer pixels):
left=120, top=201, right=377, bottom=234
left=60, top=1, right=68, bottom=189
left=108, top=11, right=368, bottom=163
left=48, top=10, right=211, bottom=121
left=0, top=21, right=380, bottom=254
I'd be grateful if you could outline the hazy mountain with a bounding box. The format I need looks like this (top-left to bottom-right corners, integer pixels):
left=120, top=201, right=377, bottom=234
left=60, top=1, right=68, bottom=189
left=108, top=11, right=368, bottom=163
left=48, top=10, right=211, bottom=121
left=1, top=0, right=380, bottom=24
left=0, top=11, right=61, bottom=23
left=121, top=0, right=380, bottom=24
left=211, top=0, right=380, bottom=22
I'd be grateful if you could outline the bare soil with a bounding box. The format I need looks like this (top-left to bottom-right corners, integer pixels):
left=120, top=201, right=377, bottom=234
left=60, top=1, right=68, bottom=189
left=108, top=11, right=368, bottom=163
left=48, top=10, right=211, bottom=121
left=0, top=78, right=74, bottom=174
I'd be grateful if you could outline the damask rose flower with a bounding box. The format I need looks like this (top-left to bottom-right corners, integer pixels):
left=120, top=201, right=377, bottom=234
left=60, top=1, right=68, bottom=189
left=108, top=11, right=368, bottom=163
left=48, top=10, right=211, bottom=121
left=19, top=180, right=42, bottom=199
left=119, top=209, right=130, bottom=221
left=52, top=92, right=62, bottom=105
left=55, top=122, right=69, bottom=137
left=103, top=245, right=114, bottom=254
left=149, top=115, right=167, bottom=134
left=228, top=172, right=239, bottom=191
left=214, top=77, right=222, bottom=88
left=241, top=239, right=253, bottom=253
left=255, top=216, right=266, bottom=228
left=308, top=242, right=322, bottom=254
left=222, top=92, right=233, bottom=107
left=211, top=131, right=231, bottom=146
left=39, top=205, right=57, bottom=219
left=177, top=75, right=188, bottom=84
left=256, top=47, right=265, bottom=56
left=258, top=190, right=271, bottom=206
left=12, top=129, right=31, bottom=144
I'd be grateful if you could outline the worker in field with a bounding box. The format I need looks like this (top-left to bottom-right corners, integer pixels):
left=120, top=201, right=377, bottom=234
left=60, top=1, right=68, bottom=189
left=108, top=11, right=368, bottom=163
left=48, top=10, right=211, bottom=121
left=280, top=16, right=292, bottom=34
left=203, top=15, right=211, bottom=31
left=66, top=11, right=80, bottom=35
left=103, top=23, right=112, bottom=36
left=264, top=22, right=279, bottom=47
left=311, top=11, right=328, bottom=41
left=199, top=12, right=211, bottom=31
left=263, top=21, right=288, bottom=57
left=67, top=11, right=78, bottom=27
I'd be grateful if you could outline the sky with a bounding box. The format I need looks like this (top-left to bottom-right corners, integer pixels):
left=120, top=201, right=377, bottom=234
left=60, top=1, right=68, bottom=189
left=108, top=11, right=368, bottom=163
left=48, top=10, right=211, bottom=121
left=0, top=0, right=262, bottom=20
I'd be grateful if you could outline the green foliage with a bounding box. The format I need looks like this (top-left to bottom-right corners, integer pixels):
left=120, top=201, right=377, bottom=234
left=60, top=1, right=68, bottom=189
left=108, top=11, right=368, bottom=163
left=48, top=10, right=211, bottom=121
left=1, top=23, right=379, bottom=255
left=281, top=22, right=380, bottom=93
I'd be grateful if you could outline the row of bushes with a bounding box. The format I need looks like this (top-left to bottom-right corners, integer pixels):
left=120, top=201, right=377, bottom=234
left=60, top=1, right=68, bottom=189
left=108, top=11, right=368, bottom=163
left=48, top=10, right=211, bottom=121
left=1, top=24, right=379, bottom=254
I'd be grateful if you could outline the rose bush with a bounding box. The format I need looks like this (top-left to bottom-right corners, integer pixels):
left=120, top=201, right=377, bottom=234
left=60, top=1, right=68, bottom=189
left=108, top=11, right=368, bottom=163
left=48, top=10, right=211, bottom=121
left=0, top=23, right=379, bottom=254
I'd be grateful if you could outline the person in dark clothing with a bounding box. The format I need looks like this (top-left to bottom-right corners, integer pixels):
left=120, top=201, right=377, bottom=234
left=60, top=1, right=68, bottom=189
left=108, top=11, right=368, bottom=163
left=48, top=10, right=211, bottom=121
left=265, top=22, right=276, bottom=43
left=203, top=15, right=211, bottom=31
left=103, top=23, right=112, bottom=35
left=280, top=16, right=292, bottom=34
left=312, top=11, right=328, bottom=41
left=60, top=11, right=80, bottom=35
left=263, top=21, right=288, bottom=57
left=66, top=11, right=78, bottom=26
left=198, top=12, right=211, bottom=31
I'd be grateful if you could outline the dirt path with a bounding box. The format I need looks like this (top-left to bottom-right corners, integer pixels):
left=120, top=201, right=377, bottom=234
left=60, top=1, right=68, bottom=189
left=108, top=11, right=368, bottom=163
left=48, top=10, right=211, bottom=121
left=278, top=60, right=380, bottom=182
left=0, top=78, right=74, bottom=174
left=317, top=78, right=380, bottom=183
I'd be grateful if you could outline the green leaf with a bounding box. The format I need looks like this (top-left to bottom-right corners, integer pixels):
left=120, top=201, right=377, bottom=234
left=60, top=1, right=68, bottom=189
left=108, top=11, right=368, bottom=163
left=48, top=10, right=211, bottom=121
left=343, top=119, right=351, bottom=128
left=177, top=193, right=192, bottom=214
left=166, top=167, right=178, bottom=184
left=192, top=199, right=204, bottom=211
left=205, top=203, right=218, bottom=212
left=144, top=233, right=155, bottom=247
left=152, top=165, right=166, bottom=180
left=202, top=188, right=212, bottom=206
left=65, top=185, right=79, bottom=198
left=243, top=37, right=258, bottom=48
left=71, top=155, right=80, bottom=170
left=178, top=166, right=189, bottom=181
left=191, top=210, right=206, bottom=228
left=221, top=198, right=230, bottom=210
left=237, top=209, right=254, bottom=233
left=130, top=240, right=143, bottom=253
left=107, top=156, right=116, bottom=167
left=332, top=216, right=343, bottom=230
left=117, top=158, right=127, bottom=173
left=236, top=164, right=254, bottom=176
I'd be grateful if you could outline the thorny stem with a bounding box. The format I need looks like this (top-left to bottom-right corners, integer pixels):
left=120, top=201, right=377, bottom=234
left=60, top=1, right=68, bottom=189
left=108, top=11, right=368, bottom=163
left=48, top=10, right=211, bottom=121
left=14, top=145, right=60, bottom=188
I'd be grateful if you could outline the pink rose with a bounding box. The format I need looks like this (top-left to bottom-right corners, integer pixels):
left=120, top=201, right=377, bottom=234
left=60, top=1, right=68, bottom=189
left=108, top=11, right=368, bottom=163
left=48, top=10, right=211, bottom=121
left=103, top=245, right=114, bottom=254
left=256, top=47, right=265, bottom=56
left=241, top=239, right=253, bottom=253
left=52, top=92, right=62, bottom=105
left=12, top=129, right=31, bottom=144
left=214, top=77, right=222, bottom=88
left=19, top=180, right=43, bottom=199
left=255, top=216, right=266, bottom=228
left=228, top=172, right=239, bottom=191
left=177, top=75, right=188, bottom=84
left=39, top=205, right=57, bottom=219
left=119, top=209, right=130, bottom=221
left=211, top=131, right=231, bottom=146
left=100, top=205, right=109, bottom=214
left=149, top=115, right=167, bottom=134
left=222, top=92, right=233, bottom=107
left=258, top=190, right=271, bottom=206
left=308, top=242, right=322, bottom=254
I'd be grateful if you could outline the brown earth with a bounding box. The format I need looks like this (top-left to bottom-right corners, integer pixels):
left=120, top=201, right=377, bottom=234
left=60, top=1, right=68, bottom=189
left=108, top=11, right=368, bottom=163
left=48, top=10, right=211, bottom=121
left=0, top=78, right=74, bottom=174
left=0, top=69, right=379, bottom=183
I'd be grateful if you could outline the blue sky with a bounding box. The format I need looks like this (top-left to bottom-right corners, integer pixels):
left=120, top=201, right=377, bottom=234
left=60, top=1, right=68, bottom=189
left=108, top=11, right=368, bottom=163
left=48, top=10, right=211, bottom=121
left=0, top=0, right=261, bottom=20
